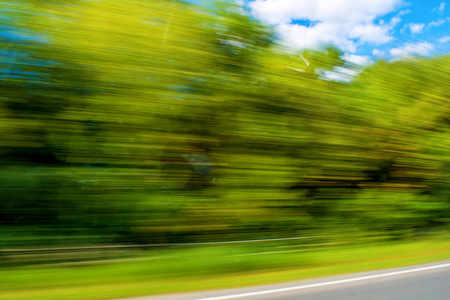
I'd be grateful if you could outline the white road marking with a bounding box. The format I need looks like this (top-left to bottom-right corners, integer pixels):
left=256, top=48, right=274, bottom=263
left=196, top=262, right=450, bottom=300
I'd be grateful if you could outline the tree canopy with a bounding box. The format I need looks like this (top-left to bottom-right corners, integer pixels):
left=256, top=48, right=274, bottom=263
left=1, top=0, right=449, bottom=247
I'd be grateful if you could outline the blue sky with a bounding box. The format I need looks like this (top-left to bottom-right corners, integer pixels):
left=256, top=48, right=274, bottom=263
left=240, top=0, right=450, bottom=65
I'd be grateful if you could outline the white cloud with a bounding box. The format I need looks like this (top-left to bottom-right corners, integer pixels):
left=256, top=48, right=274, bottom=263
left=250, top=0, right=401, bottom=24
left=322, top=70, right=350, bottom=82
left=389, top=16, right=402, bottom=27
left=428, top=19, right=446, bottom=28
left=342, top=53, right=371, bottom=65
left=249, top=0, right=402, bottom=52
left=433, top=2, right=446, bottom=13
left=322, top=69, right=354, bottom=82
left=336, top=67, right=359, bottom=76
left=439, top=36, right=450, bottom=43
left=398, top=9, right=410, bottom=16
left=349, top=23, right=392, bottom=43
left=277, top=22, right=357, bottom=52
left=322, top=66, right=365, bottom=82
left=390, top=42, right=434, bottom=60
left=406, top=23, right=425, bottom=34
left=373, top=49, right=386, bottom=57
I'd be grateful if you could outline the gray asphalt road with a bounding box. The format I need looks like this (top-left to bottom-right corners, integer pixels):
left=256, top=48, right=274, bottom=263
left=117, top=260, right=450, bottom=300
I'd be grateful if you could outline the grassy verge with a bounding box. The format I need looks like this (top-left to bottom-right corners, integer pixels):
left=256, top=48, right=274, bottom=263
left=1, top=235, right=450, bottom=300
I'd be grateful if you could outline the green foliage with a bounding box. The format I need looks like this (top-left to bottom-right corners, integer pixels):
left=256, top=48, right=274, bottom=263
left=1, top=0, right=450, bottom=248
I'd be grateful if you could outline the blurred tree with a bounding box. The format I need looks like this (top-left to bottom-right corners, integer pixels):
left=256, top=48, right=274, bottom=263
left=1, top=0, right=450, bottom=247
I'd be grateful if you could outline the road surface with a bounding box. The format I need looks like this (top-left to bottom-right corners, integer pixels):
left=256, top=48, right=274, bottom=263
left=117, top=260, right=450, bottom=300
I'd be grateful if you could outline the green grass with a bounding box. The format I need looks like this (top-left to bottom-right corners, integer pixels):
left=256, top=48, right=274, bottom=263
left=1, top=235, right=450, bottom=300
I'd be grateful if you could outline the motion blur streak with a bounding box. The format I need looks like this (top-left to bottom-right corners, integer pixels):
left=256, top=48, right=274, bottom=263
left=0, top=0, right=449, bottom=280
